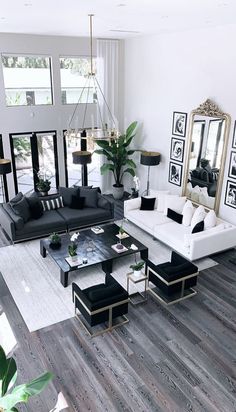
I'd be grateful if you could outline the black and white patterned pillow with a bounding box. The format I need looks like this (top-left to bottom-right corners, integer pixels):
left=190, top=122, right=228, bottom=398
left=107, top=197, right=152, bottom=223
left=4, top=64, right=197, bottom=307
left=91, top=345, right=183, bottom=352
left=41, top=196, right=64, bottom=212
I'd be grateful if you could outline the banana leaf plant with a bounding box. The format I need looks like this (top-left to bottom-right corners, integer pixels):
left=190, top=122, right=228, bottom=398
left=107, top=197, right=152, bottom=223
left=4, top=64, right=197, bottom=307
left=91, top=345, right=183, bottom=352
left=94, top=121, right=138, bottom=187
left=0, top=345, right=53, bottom=412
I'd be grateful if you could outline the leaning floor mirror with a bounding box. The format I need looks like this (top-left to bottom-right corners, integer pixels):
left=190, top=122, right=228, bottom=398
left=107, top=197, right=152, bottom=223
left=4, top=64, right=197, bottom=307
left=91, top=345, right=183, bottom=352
left=183, top=99, right=231, bottom=213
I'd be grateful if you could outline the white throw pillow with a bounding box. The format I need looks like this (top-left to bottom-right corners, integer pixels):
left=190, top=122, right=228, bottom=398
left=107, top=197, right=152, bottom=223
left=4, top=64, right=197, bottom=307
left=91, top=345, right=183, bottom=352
left=204, top=210, right=217, bottom=229
left=191, top=205, right=206, bottom=229
left=156, top=191, right=170, bottom=212
left=164, top=195, right=186, bottom=215
left=182, top=200, right=194, bottom=226
left=148, top=190, right=169, bottom=210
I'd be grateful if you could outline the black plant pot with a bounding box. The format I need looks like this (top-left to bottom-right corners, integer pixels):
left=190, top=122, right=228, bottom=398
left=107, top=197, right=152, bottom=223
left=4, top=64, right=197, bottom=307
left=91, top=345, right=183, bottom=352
left=49, top=241, right=61, bottom=250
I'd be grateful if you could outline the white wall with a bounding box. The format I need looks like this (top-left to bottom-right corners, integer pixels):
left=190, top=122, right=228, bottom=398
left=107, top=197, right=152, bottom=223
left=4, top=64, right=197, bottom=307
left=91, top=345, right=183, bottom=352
left=124, top=24, right=236, bottom=224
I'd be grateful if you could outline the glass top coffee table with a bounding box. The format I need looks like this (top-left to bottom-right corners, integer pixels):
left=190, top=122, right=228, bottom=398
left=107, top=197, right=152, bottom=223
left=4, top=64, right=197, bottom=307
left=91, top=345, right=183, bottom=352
left=40, top=223, right=148, bottom=287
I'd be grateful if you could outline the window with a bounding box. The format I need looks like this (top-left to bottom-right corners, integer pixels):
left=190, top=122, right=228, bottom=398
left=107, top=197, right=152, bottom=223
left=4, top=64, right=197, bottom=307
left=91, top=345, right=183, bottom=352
left=10, top=131, right=59, bottom=194
left=60, top=57, right=97, bottom=104
left=2, top=55, right=53, bottom=106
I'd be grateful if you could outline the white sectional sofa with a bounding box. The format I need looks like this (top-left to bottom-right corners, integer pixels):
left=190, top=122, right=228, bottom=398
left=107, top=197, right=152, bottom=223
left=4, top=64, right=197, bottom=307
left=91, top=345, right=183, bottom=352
left=124, top=195, right=236, bottom=261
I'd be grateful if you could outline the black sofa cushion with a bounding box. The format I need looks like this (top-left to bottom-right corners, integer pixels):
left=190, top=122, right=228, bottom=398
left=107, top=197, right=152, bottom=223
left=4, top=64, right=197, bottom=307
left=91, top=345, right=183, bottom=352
left=154, top=261, right=197, bottom=282
left=70, top=195, right=85, bottom=209
left=3, top=203, right=24, bottom=230
left=15, top=210, right=66, bottom=236
left=59, top=186, right=79, bottom=207
left=87, top=283, right=124, bottom=302
left=57, top=207, right=110, bottom=229
left=11, top=196, right=31, bottom=223
left=9, top=192, right=23, bottom=205
left=79, top=187, right=98, bottom=208
left=26, top=195, right=43, bottom=219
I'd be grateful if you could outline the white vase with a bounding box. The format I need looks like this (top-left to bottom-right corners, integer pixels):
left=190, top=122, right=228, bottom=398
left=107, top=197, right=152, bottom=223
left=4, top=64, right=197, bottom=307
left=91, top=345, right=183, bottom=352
left=133, top=269, right=142, bottom=277
left=71, top=255, right=77, bottom=262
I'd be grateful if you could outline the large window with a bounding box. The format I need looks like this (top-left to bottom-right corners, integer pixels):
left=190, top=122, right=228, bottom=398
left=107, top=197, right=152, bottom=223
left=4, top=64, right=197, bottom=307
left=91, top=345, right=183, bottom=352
left=2, top=55, right=53, bottom=106
left=10, top=131, right=59, bottom=194
left=60, top=57, right=97, bottom=104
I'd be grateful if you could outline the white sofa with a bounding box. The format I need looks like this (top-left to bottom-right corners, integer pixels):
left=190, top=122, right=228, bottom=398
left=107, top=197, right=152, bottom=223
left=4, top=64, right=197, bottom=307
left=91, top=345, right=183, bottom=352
left=124, top=196, right=236, bottom=261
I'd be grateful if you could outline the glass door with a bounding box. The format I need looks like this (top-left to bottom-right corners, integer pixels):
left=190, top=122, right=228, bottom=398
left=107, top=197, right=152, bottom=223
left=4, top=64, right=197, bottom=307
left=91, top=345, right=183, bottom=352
left=10, top=131, right=59, bottom=194
left=0, top=135, right=9, bottom=202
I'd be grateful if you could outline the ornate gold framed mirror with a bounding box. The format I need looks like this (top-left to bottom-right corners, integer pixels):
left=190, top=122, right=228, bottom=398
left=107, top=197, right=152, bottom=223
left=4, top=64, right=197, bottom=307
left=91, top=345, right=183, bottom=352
left=183, top=99, right=231, bottom=213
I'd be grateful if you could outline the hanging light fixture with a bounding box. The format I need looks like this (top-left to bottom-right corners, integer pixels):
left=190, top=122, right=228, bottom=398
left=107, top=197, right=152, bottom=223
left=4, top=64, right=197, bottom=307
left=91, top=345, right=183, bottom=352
left=65, top=14, right=119, bottom=144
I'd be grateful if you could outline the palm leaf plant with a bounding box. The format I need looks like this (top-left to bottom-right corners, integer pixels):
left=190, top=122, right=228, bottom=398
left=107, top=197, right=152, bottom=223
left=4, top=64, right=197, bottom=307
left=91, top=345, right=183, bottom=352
left=94, top=121, right=138, bottom=199
left=0, top=345, right=52, bottom=412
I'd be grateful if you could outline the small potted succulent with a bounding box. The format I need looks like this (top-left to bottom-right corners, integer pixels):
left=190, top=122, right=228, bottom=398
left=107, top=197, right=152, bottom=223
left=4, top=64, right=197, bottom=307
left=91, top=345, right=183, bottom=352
left=68, top=243, right=77, bottom=261
left=130, top=259, right=145, bottom=277
left=49, top=232, right=61, bottom=249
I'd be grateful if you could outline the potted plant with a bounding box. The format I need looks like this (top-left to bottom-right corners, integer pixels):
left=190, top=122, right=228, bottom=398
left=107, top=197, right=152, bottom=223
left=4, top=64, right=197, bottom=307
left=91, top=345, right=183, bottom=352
left=49, top=232, right=61, bottom=249
left=36, top=170, right=51, bottom=196
left=0, top=345, right=52, bottom=412
left=95, top=121, right=138, bottom=200
left=68, top=243, right=77, bottom=261
left=130, top=259, right=145, bottom=277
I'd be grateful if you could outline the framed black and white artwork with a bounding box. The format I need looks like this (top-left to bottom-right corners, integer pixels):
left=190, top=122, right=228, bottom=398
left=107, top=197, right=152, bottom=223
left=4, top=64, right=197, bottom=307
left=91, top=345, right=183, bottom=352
left=224, top=180, right=236, bottom=209
left=170, top=137, right=185, bottom=163
left=172, top=112, right=187, bottom=137
left=232, top=121, right=236, bottom=148
left=228, top=151, right=236, bottom=179
left=168, top=161, right=183, bottom=186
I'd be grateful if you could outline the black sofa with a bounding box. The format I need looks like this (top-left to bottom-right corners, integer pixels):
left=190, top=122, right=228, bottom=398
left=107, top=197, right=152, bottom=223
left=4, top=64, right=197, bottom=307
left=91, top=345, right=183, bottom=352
left=0, top=186, right=114, bottom=243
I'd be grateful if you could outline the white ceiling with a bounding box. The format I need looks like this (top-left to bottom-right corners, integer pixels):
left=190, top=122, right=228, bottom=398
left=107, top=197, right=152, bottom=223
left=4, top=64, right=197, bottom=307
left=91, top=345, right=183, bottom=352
left=0, top=0, right=235, bottom=39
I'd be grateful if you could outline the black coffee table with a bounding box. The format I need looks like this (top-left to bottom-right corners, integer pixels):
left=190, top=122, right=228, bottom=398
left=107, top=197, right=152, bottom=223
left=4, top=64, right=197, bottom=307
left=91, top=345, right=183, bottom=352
left=40, top=223, right=148, bottom=287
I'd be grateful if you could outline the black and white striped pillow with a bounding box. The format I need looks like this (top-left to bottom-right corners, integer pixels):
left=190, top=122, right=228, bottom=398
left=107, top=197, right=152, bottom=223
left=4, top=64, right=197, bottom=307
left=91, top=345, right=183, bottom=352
left=41, top=196, right=64, bottom=212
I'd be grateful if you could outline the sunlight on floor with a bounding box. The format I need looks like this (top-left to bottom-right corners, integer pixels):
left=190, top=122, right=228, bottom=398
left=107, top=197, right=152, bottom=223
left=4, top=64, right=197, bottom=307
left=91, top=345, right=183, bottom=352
left=0, top=312, right=17, bottom=355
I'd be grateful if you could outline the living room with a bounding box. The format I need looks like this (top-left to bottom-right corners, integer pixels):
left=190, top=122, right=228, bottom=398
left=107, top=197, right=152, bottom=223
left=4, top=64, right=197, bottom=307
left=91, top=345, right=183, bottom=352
left=0, top=1, right=236, bottom=411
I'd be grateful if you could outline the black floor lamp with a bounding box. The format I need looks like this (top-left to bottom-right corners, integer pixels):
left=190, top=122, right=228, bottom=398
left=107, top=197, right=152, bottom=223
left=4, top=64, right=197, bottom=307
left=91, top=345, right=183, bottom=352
left=72, top=150, right=92, bottom=186
left=0, top=159, right=11, bottom=203
left=140, top=151, right=161, bottom=196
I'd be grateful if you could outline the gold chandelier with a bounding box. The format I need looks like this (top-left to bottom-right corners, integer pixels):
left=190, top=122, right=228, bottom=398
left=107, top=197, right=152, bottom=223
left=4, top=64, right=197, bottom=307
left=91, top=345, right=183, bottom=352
left=65, top=14, right=119, bottom=144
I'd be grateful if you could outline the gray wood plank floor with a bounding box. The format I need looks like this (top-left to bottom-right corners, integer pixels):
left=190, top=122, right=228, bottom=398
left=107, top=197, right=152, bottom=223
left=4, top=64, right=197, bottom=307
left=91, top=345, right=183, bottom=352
left=1, top=249, right=236, bottom=411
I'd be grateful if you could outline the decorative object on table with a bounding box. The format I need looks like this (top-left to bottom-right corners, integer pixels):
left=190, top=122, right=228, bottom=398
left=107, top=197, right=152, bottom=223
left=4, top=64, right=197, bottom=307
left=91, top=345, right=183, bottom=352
left=91, top=226, right=104, bottom=234
left=0, top=158, right=11, bottom=203
left=72, top=150, right=92, bottom=186
left=111, top=243, right=128, bottom=253
left=70, top=232, right=80, bottom=242
left=86, top=240, right=96, bottom=252
left=224, top=180, right=236, bottom=209
left=95, top=121, right=138, bottom=199
left=49, top=232, right=61, bottom=249
left=68, top=242, right=77, bottom=261
left=228, top=151, right=236, bottom=179
left=168, top=161, right=183, bottom=186
left=170, top=137, right=185, bottom=163
left=172, top=111, right=187, bottom=137
left=140, top=151, right=161, bottom=196
left=0, top=345, right=52, bottom=412
left=36, top=170, right=51, bottom=196
left=130, top=258, right=145, bottom=277
left=232, top=121, right=236, bottom=148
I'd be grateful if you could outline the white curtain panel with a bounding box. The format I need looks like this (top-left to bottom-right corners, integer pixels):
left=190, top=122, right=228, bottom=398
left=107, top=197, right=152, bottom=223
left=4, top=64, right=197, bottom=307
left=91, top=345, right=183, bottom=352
left=96, top=39, right=119, bottom=193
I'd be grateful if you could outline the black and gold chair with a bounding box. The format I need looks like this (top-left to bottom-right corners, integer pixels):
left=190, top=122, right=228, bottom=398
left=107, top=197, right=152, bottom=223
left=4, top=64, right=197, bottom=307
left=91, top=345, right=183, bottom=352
left=148, top=252, right=199, bottom=305
left=72, top=274, right=129, bottom=337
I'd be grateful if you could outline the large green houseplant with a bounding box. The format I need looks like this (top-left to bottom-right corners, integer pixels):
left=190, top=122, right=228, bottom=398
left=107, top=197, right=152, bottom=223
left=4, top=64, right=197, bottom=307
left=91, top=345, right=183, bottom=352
left=95, top=121, right=138, bottom=199
left=0, top=345, right=52, bottom=412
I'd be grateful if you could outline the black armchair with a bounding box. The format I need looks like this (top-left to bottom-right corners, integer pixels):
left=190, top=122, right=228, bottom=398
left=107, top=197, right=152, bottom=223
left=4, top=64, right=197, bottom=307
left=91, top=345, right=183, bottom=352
left=72, top=274, right=129, bottom=337
left=148, top=252, right=199, bottom=305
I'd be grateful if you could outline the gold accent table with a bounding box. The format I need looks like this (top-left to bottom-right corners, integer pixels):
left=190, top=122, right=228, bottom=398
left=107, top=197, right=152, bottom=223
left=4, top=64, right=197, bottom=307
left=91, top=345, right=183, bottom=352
left=126, top=271, right=148, bottom=305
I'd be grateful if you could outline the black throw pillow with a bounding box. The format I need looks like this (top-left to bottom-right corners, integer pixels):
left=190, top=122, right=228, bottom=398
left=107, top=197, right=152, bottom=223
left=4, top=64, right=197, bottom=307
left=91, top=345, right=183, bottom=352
left=26, top=196, right=44, bottom=219
left=10, top=196, right=31, bottom=223
left=192, top=220, right=204, bottom=234
left=167, top=208, right=183, bottom=224
left=79, top=187, right=98, bottom=208
left=70, top=195, right=85, bottom=209
left=59, top=186, right=79, bottom=207
left=140, top=197, right=155, bottom=211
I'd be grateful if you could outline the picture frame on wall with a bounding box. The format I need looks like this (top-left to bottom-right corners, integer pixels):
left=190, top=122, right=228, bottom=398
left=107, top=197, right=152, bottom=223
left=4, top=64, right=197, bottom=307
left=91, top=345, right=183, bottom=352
left=168, top=161, right=183, bottom=186
left=232, top=121, right=236, bottom=148
left=228, top=151, right=236, bottom=179
left=170, top=137, right=185, bottom=163
left=224, top=180, right=236, bottom=209
left=172, top=112, right=187, bottom=137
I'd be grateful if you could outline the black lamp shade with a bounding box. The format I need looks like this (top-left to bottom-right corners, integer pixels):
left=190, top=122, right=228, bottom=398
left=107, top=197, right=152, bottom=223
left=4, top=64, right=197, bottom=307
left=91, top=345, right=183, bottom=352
left=72, top=151, right=92, bottom=165
left=0, top=159, right=11, bottom=175
left=140, top=151, right=161, bottom=166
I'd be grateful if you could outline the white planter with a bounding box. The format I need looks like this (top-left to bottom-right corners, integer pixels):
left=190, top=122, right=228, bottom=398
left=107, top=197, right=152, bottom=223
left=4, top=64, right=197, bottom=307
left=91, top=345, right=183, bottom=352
left=112, top=184, right=124, bottom=200
left=71, top=255, right=77, bottom=262
left=133, top=269, right=142, bottom=277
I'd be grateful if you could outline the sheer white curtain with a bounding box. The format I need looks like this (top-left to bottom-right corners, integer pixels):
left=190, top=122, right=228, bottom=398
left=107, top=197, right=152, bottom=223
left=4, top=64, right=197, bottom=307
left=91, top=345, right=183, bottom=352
left=96, top=39, right=119, bottom=193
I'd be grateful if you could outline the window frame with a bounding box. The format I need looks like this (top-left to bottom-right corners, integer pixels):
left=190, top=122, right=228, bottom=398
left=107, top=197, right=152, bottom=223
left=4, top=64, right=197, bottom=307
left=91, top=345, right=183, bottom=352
left=0, top=135, right=9, bottom=202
